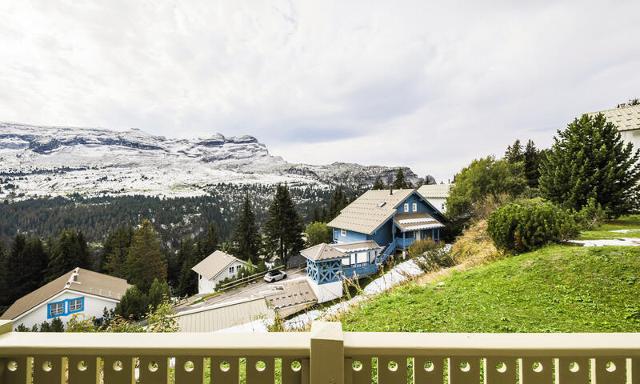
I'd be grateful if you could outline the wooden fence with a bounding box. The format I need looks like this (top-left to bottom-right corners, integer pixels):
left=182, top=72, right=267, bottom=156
left=0, top=320, right=638, bottom=383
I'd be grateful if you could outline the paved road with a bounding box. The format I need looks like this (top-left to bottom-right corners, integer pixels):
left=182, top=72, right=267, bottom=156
left=175, top=268, right=307, bottom=313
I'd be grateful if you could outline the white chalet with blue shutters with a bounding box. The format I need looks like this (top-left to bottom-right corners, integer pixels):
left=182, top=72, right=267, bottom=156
left=0, top=268, right=130, bottom=330
left=301, top=188, right=446, bottom=302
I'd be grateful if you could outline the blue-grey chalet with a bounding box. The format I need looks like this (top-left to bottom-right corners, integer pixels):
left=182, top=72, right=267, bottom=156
left=301, top=188, right=447, bottom=302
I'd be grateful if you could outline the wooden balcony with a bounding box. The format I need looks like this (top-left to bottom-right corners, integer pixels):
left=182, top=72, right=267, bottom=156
left=0, top=319, right=639, bottom=383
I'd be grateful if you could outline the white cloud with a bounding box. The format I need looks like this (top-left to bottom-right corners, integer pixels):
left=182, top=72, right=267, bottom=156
left=1, top=0, right=639, bottom=181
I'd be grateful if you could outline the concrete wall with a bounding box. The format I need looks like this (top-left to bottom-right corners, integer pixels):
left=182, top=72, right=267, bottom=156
left=174, top=297, right=274, bottom=332
left=307, top=278, right=343, bottom=304
left=12, top=290, right=118, bottom=330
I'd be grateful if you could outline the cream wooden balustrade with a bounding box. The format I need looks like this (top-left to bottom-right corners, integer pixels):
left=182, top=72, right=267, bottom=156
left=0, top=319, right=639, bottom=383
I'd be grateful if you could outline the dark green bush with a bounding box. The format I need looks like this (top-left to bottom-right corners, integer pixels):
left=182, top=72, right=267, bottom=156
left=487, top=199, right=578, bottom=253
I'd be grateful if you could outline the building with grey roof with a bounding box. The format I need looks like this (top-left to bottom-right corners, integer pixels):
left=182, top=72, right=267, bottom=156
left=302, top=187, right=446, bottom=302
left=590, top=104, right=640, bottom=151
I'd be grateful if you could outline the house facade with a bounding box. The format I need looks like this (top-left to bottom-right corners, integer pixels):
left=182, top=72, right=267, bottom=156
left=592, top=104, right=640, bottom=152
left=417, top=183, right=452, bottom=214
left=301, top=188, right=446, bottom=302
left=192, top=250, right=249, bottom=294
left=0, top=268, right=130, bottom=330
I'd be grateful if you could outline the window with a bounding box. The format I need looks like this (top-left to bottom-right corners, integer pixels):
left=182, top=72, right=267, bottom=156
left=403, top=203, right=409, bottom=212
left=47, top=297, right=85, bottom=318
left=412, top=203, right=418, bottom=212
left=48, top=301, right=65, bottom=318
left=341, top=229, right=347, bottom=237
left=228, top=266, right=235, bottom=274
left=68, top=298, right=83, bottom=313
left=356, top=252, right=368, bottom=264
left=341, top=257, right=350, bottom=266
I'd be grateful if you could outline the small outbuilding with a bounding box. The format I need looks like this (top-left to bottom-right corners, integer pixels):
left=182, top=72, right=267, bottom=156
left=192, top=250, right=249, bottom=294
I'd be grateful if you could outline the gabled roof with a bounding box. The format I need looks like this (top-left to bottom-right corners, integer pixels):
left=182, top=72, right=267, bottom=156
left=327, top=189, right=415, bottom=235
left=192, top=250, right=247, bottom=280
left=590, top=104, right=640, bottom=132
left=418, top=183, right=453, bottom=199
left=1, top=268, right=130, bottom=321
left=300, top=243, right=346, bottom=261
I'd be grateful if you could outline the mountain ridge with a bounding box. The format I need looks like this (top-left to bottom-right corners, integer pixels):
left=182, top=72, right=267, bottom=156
left=0, top=122, right=428, bottom=199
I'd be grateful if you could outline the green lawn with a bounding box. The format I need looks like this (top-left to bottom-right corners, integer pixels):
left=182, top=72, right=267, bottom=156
left=579, top=214, right=640, bottom=240
left=341, top=245, right=640, bottom=332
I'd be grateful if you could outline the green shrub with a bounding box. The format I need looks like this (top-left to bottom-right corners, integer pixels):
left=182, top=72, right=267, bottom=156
left=305, top=222, right=332, bottom=246
left=574, top=197, right=607, bottom=230
left=487, top=199, right=578, bottom=253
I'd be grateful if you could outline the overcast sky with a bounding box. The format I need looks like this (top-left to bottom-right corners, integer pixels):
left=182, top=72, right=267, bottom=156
left=1, top=1, right=639, bottom=181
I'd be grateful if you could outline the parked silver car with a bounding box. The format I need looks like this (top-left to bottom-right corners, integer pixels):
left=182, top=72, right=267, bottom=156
left=263, top=269, right=287, bottom=283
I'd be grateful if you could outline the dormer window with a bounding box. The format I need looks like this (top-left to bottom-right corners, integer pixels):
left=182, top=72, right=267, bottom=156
left=403, top=203, right=409, bottom=213
left=412, top=203, right=417, bottom=212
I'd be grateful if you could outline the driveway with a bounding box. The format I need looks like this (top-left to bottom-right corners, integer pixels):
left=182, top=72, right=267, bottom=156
left=175, top=268, right=307, bottom=313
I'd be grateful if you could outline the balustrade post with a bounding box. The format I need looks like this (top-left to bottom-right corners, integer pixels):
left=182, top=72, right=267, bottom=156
left=0, top=321, right=13, bottom=384
left=310, top=321, right=344, bottom=384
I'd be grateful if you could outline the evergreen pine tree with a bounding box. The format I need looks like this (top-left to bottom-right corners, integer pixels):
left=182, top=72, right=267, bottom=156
left=50, top=317, right=64, bottom=332
left=115, top=286, right=148, bottom=321
left=176, top=238, right=198, bottom=296
left=102, top=226, right=134, bottom=277
left=147, top=278, right=170, bottom=310
left=19, top=236, right=48, bottom=295
left=264, top=185, right=304, bottom=266
left=372, top=177, right=385, bottom=190
left=540, top=113, right=640, bottom=215
left=327, top=186, right=348, bottom=221
left=311, top=207, right=323, bottom=223
left=124, top=220, right=167, bottom=292
left=197, top=223, right=219, bottom=259
left=231, top=194, right=261, bottom=263
left=392, top=169, right=412, bottom=189
left=504, top=139, right=524, bottom=164
left=0, top=241, right=9, bottom=311
left=523, top=140, right=542, bottom=188
left=45, top=230, right=89, bottom=282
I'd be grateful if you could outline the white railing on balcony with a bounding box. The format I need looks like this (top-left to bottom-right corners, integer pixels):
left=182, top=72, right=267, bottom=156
left=0, top=319, right=639, bottom=383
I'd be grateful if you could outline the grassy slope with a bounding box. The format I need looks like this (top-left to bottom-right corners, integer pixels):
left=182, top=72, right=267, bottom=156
left=341, top=245, right=640, bottom=332
left=579, top=214, right=640, bottom=239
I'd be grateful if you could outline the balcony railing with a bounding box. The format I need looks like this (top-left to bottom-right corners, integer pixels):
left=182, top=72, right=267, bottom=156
left=0, top=319, right=639, bottom=383
left=396, top=236, right=415, bottom=250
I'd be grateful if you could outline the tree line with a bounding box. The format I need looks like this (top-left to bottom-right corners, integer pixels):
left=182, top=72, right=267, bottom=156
left=0, top=182, right=363, bottom=319
left=445, top=111, right=640, bottom=241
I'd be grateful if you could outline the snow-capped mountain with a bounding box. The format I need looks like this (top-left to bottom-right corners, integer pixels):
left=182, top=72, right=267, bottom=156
left=0, top=122, right=424, bottom=198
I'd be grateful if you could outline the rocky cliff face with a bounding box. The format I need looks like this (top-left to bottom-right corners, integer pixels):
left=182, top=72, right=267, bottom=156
left=0, top=122, right=424, bottom=199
